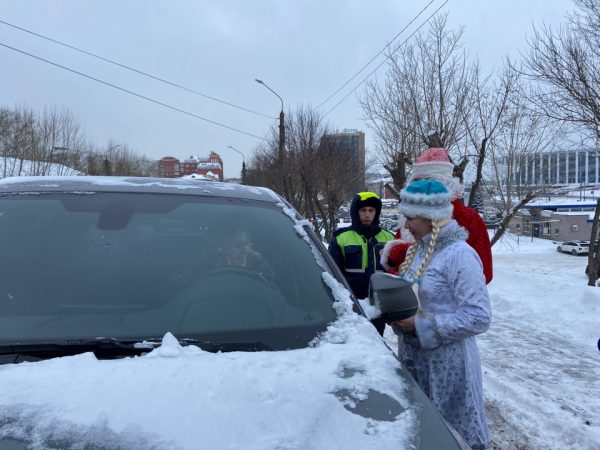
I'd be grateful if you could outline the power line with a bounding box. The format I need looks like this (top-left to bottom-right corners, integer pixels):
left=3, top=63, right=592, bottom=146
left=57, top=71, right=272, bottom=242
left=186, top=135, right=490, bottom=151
left=315, top=0, right=435, bottom=111
left=322, top=0, right=449, bottom=119
left=0, top=41, right=266, bottom=141
left=0, top=18, right=275, bottom=120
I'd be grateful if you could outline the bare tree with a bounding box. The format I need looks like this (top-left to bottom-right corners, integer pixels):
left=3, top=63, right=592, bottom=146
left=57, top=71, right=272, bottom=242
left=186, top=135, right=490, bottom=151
left=246, top=105, right=355, bottom=241
left=485, top=75, right=564, bottom=245
left=0, top=105, right=86, bottom=177
left=1, top=106, right=36, bottom=177
left=361, top=86, right=421, bottom=189
left=0, top=107, right=14, bottom=177
left=0, top=103, right=156, bottom=179
left=525, top=0, right=600, bottom=142
left=82, top=142, right=155, bottom=177
left=310, top=135, right=356, bottom=241
left=464, top=62, right=517, bottom=208
left=361, top=13, right=473, bottom=187
left=34, top=106, right=86, bottom=175
left=489, top=192, right=537, bottom=246
left=587, top=199, right=600, bottom=286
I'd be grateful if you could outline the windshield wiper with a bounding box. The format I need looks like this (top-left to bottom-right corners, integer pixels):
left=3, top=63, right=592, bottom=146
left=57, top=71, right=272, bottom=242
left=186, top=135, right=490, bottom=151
left=0, top=337, right=156, bottom=360
left=0, top=337, right=273, bottom=362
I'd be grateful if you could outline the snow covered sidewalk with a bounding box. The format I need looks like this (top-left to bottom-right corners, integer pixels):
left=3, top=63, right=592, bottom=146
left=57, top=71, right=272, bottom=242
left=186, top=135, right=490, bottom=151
left=482, top=235, right=600, bottom=449
left=385, top=234, right=600, bottom=449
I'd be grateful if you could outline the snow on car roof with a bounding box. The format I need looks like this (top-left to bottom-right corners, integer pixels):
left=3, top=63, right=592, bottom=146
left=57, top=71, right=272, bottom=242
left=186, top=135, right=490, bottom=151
left=0, top=176, right=278, bottom=202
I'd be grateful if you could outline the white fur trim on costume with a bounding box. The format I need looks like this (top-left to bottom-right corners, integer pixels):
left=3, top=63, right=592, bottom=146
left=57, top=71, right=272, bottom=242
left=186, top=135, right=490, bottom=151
left=406, top=173, right=463, bottom=201
left=393, top=215, right=415, bottom=243
left=399, top=202, right=454, bottom=221
left=400, top=190, right=453, bottom=204
left=411, top=161, right=453, bottom=178
left=398, top=189, right=454, bottom=221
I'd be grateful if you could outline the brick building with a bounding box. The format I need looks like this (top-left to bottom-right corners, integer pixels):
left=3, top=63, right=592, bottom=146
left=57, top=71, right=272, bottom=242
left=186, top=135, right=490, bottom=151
left=158, top=152, right=224, bottom=181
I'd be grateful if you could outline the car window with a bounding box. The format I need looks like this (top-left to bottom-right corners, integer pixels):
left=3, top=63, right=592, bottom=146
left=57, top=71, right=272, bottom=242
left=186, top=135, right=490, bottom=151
left=0, top=192, right=338, bottom=349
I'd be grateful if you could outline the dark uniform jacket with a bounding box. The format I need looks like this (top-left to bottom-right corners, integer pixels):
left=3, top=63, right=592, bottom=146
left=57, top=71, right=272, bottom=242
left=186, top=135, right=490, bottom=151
left=329, top=193, right=393, bottom=335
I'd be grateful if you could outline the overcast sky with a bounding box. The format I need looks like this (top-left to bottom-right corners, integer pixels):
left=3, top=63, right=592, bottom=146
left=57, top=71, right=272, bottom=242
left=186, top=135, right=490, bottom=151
left=0, top=0, right=573, bottom=178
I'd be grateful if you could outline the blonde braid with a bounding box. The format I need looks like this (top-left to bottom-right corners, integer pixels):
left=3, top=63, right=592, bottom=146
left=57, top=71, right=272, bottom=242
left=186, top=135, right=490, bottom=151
left=402, top=219, right=450, bottom=314
left=414, top=220, right=446, bottom=281
left=398, top=241, right=419, bottom=275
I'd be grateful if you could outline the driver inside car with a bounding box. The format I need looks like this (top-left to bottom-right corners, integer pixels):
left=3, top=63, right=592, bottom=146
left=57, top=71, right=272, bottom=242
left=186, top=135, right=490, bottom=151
left=216, top=226, right=275, bottom=282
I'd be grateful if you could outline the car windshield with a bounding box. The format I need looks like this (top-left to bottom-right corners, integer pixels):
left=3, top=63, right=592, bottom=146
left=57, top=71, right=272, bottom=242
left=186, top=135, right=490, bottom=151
left=0, top=192, right=337, bottom=350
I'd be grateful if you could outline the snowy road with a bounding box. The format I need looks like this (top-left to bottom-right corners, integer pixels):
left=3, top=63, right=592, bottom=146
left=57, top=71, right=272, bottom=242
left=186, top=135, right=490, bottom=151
left=481, top=244, right=600, bottom=449
left=480, top=316, right=600, bottom=449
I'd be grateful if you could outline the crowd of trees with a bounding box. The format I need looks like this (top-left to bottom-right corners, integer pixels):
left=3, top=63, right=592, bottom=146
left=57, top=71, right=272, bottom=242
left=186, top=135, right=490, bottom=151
left=247, top=0, right=600, bottom=284
left=359, top=12, right=570, bottom=245
left=4, top=1, right=600, bottom=282
left=245, top=105, right=357, bottom=242
left=0, top=105, right=156, bottom=178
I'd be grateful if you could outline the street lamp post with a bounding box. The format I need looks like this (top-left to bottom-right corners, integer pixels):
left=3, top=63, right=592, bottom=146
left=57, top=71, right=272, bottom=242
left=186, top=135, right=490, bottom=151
left=255, top=78, right=286, bottom=197
left=227, top=145, right=246, bottom=184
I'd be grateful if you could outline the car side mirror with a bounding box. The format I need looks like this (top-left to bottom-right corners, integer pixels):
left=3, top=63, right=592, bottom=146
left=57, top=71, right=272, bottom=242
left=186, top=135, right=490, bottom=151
left=369, top=272, right=418, bottom=322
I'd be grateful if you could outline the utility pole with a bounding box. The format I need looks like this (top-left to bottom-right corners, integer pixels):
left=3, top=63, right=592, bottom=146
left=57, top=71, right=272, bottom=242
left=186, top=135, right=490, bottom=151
left=279, top=109, right=285, bottom=193
left=255, top=78, right=286, bottom=198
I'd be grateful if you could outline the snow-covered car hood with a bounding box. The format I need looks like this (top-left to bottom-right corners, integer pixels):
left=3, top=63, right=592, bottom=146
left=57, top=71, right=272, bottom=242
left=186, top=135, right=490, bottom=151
left=0, top=324, right=416, bottom=449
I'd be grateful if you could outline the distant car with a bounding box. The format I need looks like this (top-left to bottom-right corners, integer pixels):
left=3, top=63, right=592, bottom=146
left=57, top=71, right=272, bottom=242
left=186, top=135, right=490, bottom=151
left=557, top=240, right=590, bottom=255
left=0, top=176, right=469, bottom=449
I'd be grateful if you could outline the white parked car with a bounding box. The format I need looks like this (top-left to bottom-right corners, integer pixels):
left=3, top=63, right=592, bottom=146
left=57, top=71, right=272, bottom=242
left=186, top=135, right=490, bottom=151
left=557, top=240, right=590, bottom=255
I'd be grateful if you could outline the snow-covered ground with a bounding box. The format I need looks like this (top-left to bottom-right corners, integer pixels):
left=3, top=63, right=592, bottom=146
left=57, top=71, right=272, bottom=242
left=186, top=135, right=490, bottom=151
left=0, top=157, right=79, bottom=178
left=384, top=233, right=600, bottom=449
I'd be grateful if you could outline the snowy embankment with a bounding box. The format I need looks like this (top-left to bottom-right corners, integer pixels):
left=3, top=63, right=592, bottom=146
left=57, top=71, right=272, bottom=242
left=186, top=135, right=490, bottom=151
left=0, top=157, right=80, bottom=178
left=387, top=232, right=600, bottom=449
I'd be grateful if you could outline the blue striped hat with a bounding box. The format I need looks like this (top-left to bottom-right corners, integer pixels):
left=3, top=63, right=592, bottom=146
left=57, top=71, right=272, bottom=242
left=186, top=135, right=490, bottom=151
left=398, top=179, right=453, bottom=221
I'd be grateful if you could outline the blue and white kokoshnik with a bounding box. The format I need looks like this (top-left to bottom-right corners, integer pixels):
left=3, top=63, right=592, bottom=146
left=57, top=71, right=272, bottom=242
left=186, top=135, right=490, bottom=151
left=398, top=179, right=453, bottom=222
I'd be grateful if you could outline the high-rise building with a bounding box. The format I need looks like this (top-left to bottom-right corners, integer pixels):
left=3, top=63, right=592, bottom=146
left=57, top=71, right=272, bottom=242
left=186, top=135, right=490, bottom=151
left=509, top=148, right=600, bottom=185
left=321, top=129, right=365, bottom=193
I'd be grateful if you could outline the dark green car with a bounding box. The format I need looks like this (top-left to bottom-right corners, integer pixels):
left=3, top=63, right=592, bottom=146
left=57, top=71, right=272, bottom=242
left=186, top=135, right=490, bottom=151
left=0, top=176, right=469, bottom=449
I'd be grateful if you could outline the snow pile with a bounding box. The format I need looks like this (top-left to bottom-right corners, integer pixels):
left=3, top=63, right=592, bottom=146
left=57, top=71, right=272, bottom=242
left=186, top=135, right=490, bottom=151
left=0, top=250, right=416, bottom=449
left=0, top=157, right=80, bottom=178
left=0, top=324, right=416, bottom=449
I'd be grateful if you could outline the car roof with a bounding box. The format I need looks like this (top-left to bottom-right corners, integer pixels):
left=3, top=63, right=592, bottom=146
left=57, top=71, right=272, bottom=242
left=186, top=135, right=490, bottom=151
left=0, top=176, right=281, bottom=203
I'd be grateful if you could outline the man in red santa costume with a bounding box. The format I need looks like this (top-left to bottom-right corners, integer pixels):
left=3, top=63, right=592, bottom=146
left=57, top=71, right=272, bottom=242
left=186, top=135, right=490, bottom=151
left=381, top=147, right=493, bottom=284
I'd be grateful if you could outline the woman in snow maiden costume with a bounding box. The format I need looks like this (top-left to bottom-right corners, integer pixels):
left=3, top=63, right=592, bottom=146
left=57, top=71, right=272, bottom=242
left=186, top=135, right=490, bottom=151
left=381, top=147, right=493, bottom=285
left=392, top=179, right=492, bottom=449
